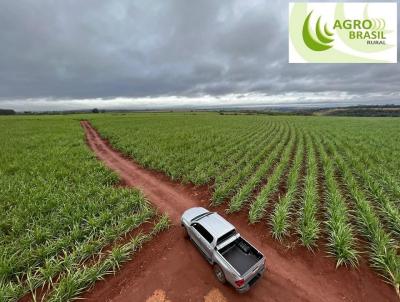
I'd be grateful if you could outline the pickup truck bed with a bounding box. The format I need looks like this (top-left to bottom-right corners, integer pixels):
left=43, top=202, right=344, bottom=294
left=219, top=237, right=263, bottom=275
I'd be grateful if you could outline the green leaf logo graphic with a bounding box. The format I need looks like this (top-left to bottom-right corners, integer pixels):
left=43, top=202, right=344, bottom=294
left=302, top=11, right=334, bottom=51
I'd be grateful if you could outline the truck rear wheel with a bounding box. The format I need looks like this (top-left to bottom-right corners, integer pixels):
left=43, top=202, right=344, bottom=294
left=213, top=264, right=226, bottom=284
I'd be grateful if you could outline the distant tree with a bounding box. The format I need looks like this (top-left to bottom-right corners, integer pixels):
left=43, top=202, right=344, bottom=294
left=92, top=108, right=99, bottom=113
left=0, top=109, right=16, bottom=115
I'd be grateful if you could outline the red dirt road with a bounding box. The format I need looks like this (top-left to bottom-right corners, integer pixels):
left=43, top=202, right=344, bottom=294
left=81, top=121, right=397, bottom=302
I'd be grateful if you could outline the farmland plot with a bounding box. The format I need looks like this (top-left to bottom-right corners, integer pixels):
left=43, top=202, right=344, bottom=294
left=0, top=117, right=167, bottom=302
left=90, top=113, right=400, bottom=294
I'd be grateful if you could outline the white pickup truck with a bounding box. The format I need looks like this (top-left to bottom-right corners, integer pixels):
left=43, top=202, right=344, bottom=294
left=181, top=207, right=265, bottom=293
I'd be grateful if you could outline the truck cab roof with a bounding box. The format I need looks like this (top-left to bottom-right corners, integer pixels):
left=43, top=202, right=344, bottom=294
left=183, top=207, right=236, bottom=241
left=197, top=212, right=235, bottom=240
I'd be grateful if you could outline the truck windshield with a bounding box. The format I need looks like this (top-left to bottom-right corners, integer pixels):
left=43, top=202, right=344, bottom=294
left=217, top=229, right=237, bottom=246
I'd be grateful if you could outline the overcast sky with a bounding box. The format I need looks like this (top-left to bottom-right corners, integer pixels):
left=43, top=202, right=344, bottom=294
left=0, top=0, right=399, bottom=111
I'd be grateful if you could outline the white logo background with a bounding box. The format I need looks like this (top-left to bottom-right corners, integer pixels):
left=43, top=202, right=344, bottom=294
left=289, top=2, right=397, bottom=63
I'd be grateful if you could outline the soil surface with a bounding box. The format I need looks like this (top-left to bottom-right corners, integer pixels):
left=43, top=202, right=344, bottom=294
left=80, top=121, right=397, bottom=302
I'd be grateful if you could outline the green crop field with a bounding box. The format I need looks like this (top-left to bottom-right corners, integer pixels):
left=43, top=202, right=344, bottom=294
left=1, top=113, right=399, bottom=300
left=0, top=116, right=169, bottom=302
left=90, top=113, right=400, bottom=293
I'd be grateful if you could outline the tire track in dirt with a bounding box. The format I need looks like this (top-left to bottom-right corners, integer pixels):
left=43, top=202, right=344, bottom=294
left=80, top=121, right=397, bottom=302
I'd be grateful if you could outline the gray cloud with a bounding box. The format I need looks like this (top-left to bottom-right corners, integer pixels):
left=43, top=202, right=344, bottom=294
left=0, top=0, right=399, bottom=110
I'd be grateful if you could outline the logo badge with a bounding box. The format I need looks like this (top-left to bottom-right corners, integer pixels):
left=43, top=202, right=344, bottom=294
left=289, top=3, right=397, bottom=63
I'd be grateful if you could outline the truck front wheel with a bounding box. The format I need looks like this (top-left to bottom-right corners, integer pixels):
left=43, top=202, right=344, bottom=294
left=213, top=264, right=226, bottom=284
